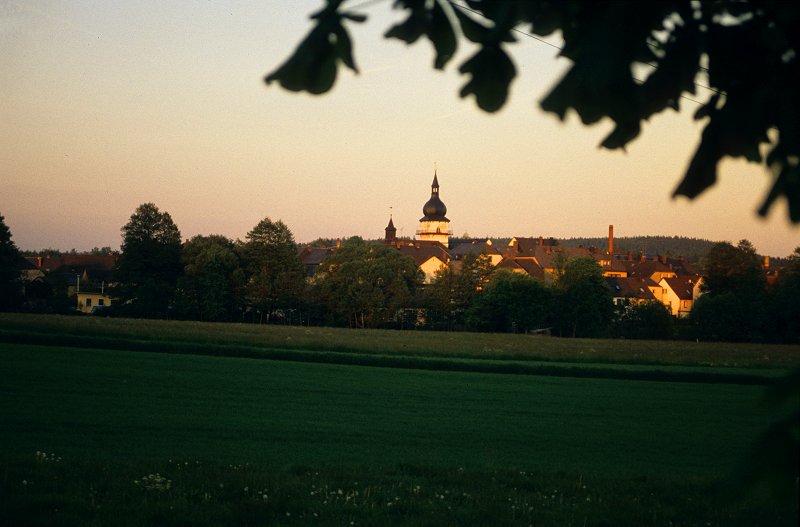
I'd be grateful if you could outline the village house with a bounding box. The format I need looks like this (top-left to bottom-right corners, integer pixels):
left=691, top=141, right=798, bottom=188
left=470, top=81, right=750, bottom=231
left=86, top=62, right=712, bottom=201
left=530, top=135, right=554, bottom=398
left=25, top=254, right=117, bottom=313
left=604, top=276, right=660, bottom=305
left=659, top=276, right=704, bottom=317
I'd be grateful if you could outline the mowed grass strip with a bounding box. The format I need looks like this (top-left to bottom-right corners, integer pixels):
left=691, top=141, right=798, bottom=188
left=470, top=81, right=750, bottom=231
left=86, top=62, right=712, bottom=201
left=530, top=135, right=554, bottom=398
left=2, top=312, right=799, bottom=368
left=0, top=328, right=785, bottom=385
left=0, top=343, right=776, bottom=478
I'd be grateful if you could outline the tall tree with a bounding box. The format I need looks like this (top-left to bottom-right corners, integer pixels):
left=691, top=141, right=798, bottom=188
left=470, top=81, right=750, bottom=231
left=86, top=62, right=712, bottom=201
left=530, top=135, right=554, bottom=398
left=692, top=240, right=767, bottom=341
left=313, top=238, right=422, bottom=328
left=242, top=217, right=305, bottom=322
left=0, top=213, right=23, bottom=311
left=466, top=269, right=551, bottom=333
left=267, top=1, right=800, bottom=222
left=553, top=256, right=613, bottom=337
left=767, top=247, right=800, bottom=343
left=424, top=253, right=494, bottom=330
left=115, top=203, right=183, bottom=317
left=175, top=235, right=246, bottom=322
left=611, top=301, right=674, bottom=340
left=701, top=240, right=765, bottom=297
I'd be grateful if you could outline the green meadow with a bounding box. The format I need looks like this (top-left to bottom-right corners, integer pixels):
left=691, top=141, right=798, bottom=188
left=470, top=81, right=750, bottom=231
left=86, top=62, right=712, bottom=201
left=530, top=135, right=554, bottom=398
left=1, top=314, right=798, bottom=526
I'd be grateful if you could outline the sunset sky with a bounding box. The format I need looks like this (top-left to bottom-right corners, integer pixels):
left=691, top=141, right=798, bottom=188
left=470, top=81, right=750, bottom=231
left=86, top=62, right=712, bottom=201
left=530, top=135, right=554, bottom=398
left=2, top=0, right=798, bottom=256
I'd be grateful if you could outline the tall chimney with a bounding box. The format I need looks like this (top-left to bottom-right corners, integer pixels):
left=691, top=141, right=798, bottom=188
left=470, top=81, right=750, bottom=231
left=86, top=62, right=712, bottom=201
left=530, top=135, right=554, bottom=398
left=607, top=225, right=614, bottom=255
left=764, top=255, right=770, bottom=269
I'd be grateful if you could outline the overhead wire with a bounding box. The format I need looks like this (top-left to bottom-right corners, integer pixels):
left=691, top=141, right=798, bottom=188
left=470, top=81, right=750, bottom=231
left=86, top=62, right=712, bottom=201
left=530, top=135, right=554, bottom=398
left=446, top=0, right=720, bottom=104
left=342, top=0, right=716, bottom=105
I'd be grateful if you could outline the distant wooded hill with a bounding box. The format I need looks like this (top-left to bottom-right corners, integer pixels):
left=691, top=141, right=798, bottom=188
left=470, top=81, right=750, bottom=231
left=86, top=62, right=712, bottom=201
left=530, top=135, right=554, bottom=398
left=298, top=235, right=789, bottom=266
left=559, top=236, right=719, bottom=264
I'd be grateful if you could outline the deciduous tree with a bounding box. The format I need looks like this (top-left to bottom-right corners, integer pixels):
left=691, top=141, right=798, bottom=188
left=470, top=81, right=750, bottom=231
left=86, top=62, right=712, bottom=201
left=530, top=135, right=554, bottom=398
left=313, top=238, right=422, bottom=328
left=267, top=1, right=800, bottom=222
left=242, top=217, right=305, bottom=321
left=767, top=247, right=800, bottom=343
left=553, top=256, right=613, bottom=337
left=612, top=300, right=674, bottom=340
left=175, top=235, right=246, bottom=322
left=466, top=269, right=551, bottom=333
left=0, top=213, right=23, bottom=311
left=424, top=253, right=494, bottom=330
left=701, top=240, right=765, bottom=297
left=115, top=203, right=183, bottom=317
left=692, top=240, right=767, bottom=341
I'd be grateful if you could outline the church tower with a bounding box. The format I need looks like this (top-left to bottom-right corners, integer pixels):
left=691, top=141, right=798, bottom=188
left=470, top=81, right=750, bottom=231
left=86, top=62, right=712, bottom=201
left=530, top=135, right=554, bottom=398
left=384, top=215, right=397, bottom=245
left=417, top=172, right=450, bottom=246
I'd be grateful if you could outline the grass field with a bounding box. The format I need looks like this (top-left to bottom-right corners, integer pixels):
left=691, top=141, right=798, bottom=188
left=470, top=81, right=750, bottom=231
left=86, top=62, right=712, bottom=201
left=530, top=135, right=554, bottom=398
left=1, top=314, right=798, bottom=525
left=3, top=313, right=800, bottom=368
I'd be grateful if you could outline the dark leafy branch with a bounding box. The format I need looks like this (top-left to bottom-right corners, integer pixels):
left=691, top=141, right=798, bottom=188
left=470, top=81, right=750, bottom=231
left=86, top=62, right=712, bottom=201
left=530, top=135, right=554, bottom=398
left=265, top=0, right=800, bottom=222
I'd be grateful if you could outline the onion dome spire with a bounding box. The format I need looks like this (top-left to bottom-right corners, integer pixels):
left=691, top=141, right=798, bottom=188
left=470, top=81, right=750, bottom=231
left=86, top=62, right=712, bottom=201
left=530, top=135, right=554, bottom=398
left=421, top=171, right=448, bottom=221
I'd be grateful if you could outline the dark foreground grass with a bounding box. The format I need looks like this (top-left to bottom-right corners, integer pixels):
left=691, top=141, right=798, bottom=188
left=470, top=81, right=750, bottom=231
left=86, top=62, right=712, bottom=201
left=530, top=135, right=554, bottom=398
left=0, top=343, right=776, bottom=473
left=2, top=342, right=798, bottom=525
left=4, top=457, right=795, bottom=527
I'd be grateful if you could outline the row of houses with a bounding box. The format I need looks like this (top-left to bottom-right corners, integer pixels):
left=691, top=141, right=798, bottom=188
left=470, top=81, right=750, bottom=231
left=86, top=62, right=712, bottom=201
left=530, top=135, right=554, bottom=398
left=20, top=173, right=772, bottom=319
left=300, top=175, right=708, bottom=317
left=22, top=254, right=116, bottom=313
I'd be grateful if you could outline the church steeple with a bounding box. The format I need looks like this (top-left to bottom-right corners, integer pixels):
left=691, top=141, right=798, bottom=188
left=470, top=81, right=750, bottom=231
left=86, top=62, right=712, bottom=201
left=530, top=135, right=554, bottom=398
left=384, top=214, right=397, bottom=245
left=421, top=171, right=448, bottom=221
left=417, top=170, right=450, bottom=246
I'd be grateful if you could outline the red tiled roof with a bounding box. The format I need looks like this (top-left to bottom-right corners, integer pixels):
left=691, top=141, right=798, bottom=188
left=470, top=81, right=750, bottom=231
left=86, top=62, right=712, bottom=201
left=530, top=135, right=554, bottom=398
left=604, top=276, right=658, bottom=301
left=497, top=257, right=545, bottom=280
left=395, top=240, right=450, bottom=267
left=508, top=236, right=558, bottom=256
left=662, top=276, right=700, bottom=300
left=298, top=246, right=335, bottom=266
left=625, top=259, right=674, bottom=278
left=449, top=238, right=501, bottom=258
left=534, top=246, right=595, bottom=270
left=36, top=254, right=117, bottom=272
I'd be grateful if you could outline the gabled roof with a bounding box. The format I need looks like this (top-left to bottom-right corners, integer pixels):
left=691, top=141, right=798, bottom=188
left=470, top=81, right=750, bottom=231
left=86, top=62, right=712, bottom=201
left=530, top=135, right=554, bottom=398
left=534, top=246, right=595, bottom=270
left=665, top=257, right=697, bottom=276
left=396, top=240, right=450, bottom=267
left=604, top=276, right=658, bottom=301
left=625, top=258, right=675, bottom=279
left=36, top=254, right=118, bottom=272
left=298, top=246, right=335, bottom=266
left=21, top=257, right=39, bottom=270
left=449, top=238, right=502, bottom=259
left=497, top=258, right=523, bottom=271
left=602, top=259, right=629, bottom=273
left=514, top=258, right=546, bottom=280
left=497, top=257, right=546, bottom=280
left=661, top=276, right=701, bottom=300
left=507, top=236, right=558, bottom=256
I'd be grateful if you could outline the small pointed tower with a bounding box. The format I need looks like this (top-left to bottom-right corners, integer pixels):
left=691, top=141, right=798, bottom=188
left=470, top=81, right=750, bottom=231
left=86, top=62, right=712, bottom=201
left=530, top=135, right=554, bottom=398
left=384, top=214, right=397, bottom=245
left=417, top=171, right=450, bottom=246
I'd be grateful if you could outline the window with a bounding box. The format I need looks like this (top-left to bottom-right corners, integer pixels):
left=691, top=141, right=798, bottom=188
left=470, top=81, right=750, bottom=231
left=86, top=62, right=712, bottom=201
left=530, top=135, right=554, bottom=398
left=98, top=298, right=104, bottom=306
left=85, top=298, right=92, bottom=307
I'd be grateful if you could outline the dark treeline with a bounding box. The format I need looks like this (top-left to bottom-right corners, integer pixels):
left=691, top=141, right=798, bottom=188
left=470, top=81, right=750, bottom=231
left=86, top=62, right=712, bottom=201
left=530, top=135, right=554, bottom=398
left=18, top=247, right=118, bottom=257
left=560, top=236, right=720, bottom=264
left=2, top=206, right=798, bottom=343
